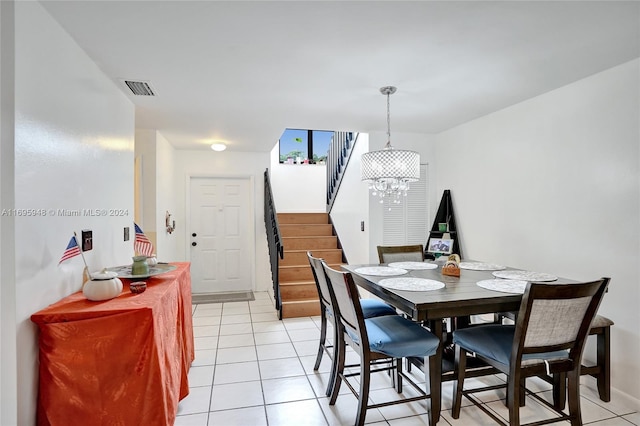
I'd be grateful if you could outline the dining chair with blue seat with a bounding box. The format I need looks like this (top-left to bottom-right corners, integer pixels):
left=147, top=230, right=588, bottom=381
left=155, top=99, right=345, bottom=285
left=451, top=277, right=610, bottom=426
left=321, top=260, right=442, bottom=426
left=306, top=252, right=398, bottom=396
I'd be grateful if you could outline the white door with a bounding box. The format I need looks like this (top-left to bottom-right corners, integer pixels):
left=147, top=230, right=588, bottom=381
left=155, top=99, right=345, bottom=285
left=189, top=177, right=253, bottom=294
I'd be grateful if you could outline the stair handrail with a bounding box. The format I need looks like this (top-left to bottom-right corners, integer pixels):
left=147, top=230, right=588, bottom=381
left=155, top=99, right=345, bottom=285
left=326, top=131, right=358, bottom=213
left=264, top=168, right=284, bottom=317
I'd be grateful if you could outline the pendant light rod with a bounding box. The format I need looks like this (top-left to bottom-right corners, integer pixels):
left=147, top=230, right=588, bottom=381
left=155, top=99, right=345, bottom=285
left=380, top=86, right=397, bottom=150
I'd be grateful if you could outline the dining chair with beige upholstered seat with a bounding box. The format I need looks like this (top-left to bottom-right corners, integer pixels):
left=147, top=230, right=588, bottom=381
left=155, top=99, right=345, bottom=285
left=377, top=244, right=425, bottom=264
left=451, top=278, right=610, bottom=426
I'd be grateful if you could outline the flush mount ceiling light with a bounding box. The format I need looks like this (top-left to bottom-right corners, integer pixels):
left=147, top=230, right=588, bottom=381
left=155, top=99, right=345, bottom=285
left=361, top=86, right=420, bottom=204
left=210, top=143, right=227, bottom=152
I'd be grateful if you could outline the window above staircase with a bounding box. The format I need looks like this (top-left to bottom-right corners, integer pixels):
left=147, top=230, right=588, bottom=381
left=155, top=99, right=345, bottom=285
left=278, top=128, right=333, bottom=164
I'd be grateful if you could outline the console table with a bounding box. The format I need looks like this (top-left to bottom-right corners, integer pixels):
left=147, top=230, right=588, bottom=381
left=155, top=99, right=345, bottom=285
left=31, top=262, right=194, bottom=426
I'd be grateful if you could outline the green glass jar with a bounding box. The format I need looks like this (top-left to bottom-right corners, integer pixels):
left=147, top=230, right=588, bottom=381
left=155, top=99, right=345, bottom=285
left=131, top=256, right=149, bottom=276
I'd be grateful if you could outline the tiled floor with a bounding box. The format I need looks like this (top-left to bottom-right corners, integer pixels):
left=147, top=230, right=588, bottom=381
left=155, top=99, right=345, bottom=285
left=176, top=292, right=639, bottom=425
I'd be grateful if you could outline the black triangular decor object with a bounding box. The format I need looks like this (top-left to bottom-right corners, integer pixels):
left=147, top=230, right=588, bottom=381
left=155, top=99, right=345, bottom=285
left=426, top=189, right=462, bottom=259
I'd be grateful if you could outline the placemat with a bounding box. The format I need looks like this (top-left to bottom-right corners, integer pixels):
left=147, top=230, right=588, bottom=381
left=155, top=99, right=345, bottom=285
left=459, top=262, right=506, bottom=271
left=388, top=261, right=438, bottom=270
left=492, top=270, right=558, bottom=282
left=354, top=266, right=408, bottom=276
left=477, top=279, right=528, bottom=294
left=378, top=277, right=445, bottom=292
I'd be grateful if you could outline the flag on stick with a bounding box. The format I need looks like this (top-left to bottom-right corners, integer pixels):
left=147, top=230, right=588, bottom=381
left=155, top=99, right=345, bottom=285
left=134, top=223, right=154, bottom=256
left=59, top=236, right=81, bottom=264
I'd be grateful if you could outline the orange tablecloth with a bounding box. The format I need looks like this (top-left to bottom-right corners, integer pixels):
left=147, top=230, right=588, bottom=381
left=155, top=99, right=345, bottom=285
left=31, top=262, right=194, bottom=426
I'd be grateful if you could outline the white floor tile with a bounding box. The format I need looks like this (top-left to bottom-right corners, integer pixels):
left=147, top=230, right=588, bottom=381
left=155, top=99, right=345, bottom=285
left=623, top=412, right=640, bottom=425
left=262, top=376, right=316, bottom=404
left=174, top=412, right=209, bottom=425
left=194, top=336, right=218, bottom=351
left=188, top=365, right=215, bottom=388
left=193, top=325, right=219, bottom=338
left=318, top=394, right=386, bottom=425
left=215, top=346, right=257, bottom=364
left=220, top=314, right=252, bottom=324
left=265, top=399, right=328, bottom=426
left=254, top=330, right=291, bottom=346
left=259, top=357, right=306, bottom=380
left=214, top=361, right=260, bottom=385
left=217, top=333, right=255, bottom=349
left=288, top=327, right=321, bottom=342
left=256, top=342, right=298, bottom=360
left=210, top=381, right=264, bottom=411
left=192, top=349, right=217, bottom=367
left=218, top=322, right=253, bottom=336
left=293, top=339, right=322, bottom=357
left=177, top=386, right=212, bottom=416
left=252, top=321, right=286, bottom=333
left=283, top=317, right=319, bottom=330
left=193, top=316, right=221, bottom=327
left=251, top=312, right=280, bottom=322
left=249, top=304, right=277, bottom=313
left=207, top=406, right=267, bottom=426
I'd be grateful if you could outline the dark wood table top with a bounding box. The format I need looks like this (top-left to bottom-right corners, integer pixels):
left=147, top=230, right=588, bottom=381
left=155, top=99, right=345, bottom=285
left=341, top=262, right=576, bottom=322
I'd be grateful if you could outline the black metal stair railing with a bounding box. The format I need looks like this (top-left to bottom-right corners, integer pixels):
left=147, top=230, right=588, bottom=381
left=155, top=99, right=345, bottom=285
left=326, top=131, right=358, bottom=212
left=263, top=168, right=284, bottom=318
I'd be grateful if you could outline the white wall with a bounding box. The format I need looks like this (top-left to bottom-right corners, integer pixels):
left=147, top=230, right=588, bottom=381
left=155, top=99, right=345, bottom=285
left=172, top=150, right=271, bottom=292
left=435, top=59, right=640, bottom=403
left=155, top=132, right=178, bottom=261
left=330, top=133, right=371, bottom=265
left=269, top=143, right=326, bottom=213
left=134, top=129, right=157, bottom=236
left=13, top=3, right=135, bottom=424
left=0, top=1, right=17, bottom=424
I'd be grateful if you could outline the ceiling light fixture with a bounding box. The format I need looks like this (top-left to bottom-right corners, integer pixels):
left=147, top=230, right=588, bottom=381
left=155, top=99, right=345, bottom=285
left=361, top=86, right=420, bottom=204
left=210, top=143, right=226, bottom=152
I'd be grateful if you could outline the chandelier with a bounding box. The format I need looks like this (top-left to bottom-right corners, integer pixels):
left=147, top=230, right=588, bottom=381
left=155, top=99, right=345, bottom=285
left=361, top=86, right=420, bottom=204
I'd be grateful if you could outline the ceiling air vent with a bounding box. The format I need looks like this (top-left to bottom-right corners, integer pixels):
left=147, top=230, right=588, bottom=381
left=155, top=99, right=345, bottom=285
left=124, top=80, right=156, bottom=96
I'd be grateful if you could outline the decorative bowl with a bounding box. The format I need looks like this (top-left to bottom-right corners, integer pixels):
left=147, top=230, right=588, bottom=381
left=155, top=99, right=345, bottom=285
left=129, top=281, right=147, bottom=294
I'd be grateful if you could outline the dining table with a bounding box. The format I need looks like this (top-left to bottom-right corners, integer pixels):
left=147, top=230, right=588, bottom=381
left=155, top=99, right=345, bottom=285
left=341, top=260, right=576, bottom=422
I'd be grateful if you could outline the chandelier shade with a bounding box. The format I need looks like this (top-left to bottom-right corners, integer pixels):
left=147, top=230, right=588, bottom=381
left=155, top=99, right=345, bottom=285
left=362, top=86, right=420, bottom=203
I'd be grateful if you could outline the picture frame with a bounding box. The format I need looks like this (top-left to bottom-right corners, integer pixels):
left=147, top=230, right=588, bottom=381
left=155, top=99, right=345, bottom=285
left=427, top=237, right=454, bottom=255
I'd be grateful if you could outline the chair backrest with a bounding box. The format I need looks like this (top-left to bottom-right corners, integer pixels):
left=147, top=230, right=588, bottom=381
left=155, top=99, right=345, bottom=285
left=321, top=261, right=368, bottom=353
left=307, top=251, right=332, bottom=308
left=512, top=278, right=610, bottom=366
left=377, top=245, right=425, bottom=264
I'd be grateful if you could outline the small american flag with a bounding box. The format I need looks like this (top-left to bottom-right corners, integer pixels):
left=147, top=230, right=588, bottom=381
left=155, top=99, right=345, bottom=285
left=59, top=236, right=81, bottom=264
left=134, top=223, right=154, bottom=257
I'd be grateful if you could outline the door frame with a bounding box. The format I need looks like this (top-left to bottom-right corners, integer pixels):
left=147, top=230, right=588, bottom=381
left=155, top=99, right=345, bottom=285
left=185, top=173, right=256, bottom=292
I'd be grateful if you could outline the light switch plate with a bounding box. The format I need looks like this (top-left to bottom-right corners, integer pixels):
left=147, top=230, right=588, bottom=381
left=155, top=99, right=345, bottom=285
left=81, top=230, right=93, bottom=251
left=124, top=227, right=130, bottom=241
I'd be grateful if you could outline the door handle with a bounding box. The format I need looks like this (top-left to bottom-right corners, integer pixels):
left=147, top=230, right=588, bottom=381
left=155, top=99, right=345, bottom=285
left=192, top=233, right=197, bottom=237
left=192, top=242, right=197, bottom=247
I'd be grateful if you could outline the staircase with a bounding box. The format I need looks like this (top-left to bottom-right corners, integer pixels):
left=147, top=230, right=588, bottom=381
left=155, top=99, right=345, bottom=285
left=277, top=212, right=344, bottom=318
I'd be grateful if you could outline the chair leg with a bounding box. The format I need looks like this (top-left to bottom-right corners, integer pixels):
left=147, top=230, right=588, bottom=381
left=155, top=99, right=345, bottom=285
left=329, top=328, right=346, bottom=405
left=314, top=308, right=328, bottom=371
left=507, top=373, right=521, bottom=426
left=567, top=369, right=582, bottom=426
left=451, top=345, right=467, bottom=419
left=552, top=372, right=567, bottom=410
left=396, top=358, right=403, bottom=393
left=325, top=317, right=339, bottom=397
left=596, top=326, right=611, bottom=402
left=356, top=353, right=371, bottom=426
